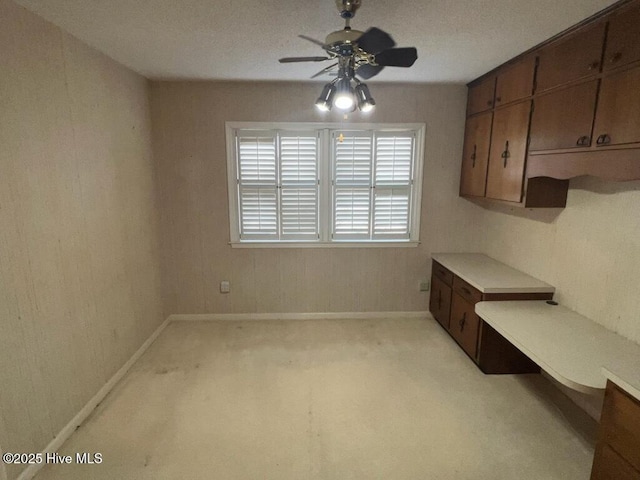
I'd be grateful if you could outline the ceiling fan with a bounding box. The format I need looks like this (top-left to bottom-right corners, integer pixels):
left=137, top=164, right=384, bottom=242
left=278, top=0, right=418, bottom=112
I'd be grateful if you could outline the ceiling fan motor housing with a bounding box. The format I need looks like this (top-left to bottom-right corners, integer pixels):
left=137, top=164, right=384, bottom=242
left=335, top=0, right=362, bottom=19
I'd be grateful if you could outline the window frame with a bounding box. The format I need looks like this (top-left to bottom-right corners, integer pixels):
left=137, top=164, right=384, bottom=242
left=226, top=122, right=425, bottom=248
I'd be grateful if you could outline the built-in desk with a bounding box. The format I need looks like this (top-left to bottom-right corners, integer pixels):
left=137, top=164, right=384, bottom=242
left=475, top=300, right=640, bottom=479
left=475, top=300, right=640, bottom=396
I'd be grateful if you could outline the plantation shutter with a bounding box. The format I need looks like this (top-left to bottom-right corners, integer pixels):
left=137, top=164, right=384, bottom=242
left=237, top=132, right=278, bottom=239
left=373, top=133, right=414, bottom=239
left=236, top=130, right=319, bottom=240
left=332, top=132, right=373, bottom=239
left=279, top=133, right=319, bottom=239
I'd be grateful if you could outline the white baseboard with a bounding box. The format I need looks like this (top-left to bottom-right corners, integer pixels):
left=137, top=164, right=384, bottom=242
left=169, top=311, right=429, bottom=322
left=16, top=317, right=170, bottom=480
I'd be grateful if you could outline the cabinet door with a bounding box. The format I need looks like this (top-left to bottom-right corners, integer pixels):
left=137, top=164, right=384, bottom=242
left=467, top=76, right=496, bottom=116
left=460, top=112, right=492, bottom=197
left=536, top=22, right=605, bottom=92
left=603, top=2, right=640, bottom=71
left=486, top=101, right=531, bottom=203
left=593, top=66, right=640, bottom=147
left=495, top=56, right=536, bottom=107
left=449, top=293, right=480, bottom=359
left=529, top=80, right=599, bottom=151
left=591, top=444, right=640, bottom=480
left=429, top=275, right=452, bottom=329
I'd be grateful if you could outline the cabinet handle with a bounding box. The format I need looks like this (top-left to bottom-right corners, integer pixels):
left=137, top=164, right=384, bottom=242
left=486, top=100, right=493, bottom=106
left=596, top=134, right=611, bottom=145
left=501, top=141, right=510, bottom=168
left=576, top=136, right=589, bottom=146
left=471, top=145, right=477, bottom=168
left=588, top=61, right=600, bottom=71
left=459, top=312, right=467, bottom=332
left=610, top=52, right=622, bottom=63
left=461, top=286, right=472, bottom=296
left=496, top=96, right=502, bottom=103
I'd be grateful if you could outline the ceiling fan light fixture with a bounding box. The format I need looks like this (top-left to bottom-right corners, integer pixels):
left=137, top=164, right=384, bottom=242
left=315, top=82, right=337, bottom=111
left=333, top=78, right=355, bottom=110
left=355, top=82, right=375, bottom=112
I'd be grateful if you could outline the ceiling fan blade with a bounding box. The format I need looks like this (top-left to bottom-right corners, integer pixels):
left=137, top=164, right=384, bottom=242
left=356, top=64, right=384, bottom=80
left=356, top=27, right=396, bottom=54
left=298, top=35, right=326, bottom=48
left=375, top=47, right=418, bottom=67
left=279, top=56, right=331, bottom=63
left=311, top=62, right=339, bottom=79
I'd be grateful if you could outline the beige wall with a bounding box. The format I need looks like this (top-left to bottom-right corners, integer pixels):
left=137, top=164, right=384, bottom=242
left=477, top=177, right=640, bottom=344
left=0, top=2, right=163, bottom=478
left=151, top=81, right=483, bottom=315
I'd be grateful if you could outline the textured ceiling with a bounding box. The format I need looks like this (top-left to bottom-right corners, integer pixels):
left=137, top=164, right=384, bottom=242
left=15, top=0, right=618, bottom=83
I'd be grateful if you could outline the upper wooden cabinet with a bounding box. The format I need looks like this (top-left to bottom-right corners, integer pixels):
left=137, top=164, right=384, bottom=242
left=529, top=80, right=599, bottom=151
left=593, top=65, right=640, bottom=147
left=536, top=21, right=606, bottom=92
left=603, top=2, right=640, bottom=71
left=460, top=112, right=492, bottom=197
left=486, top=101, right=530, bottom=203
left=467, top=76, right=496, bottom=115
left=495, top=56, right=536, bottom=107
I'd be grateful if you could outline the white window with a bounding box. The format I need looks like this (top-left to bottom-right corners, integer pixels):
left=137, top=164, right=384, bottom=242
left=226, top=122, right=425, bottom=248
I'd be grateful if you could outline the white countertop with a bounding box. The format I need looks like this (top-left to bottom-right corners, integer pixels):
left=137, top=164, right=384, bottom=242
left=476, top=300, right=640, bottom=399
left=431, top=253, right=555, bottom=294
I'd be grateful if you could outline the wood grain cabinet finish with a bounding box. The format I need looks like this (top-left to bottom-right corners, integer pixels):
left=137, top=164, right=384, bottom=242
left=428, top=260, right=553, bottom=368
left=495, top=56, right=536, bottom=106
left=591, top=381, right=640, bottom=479
left=429, top=275, right=452, bottom=329
left=603, top=2, right=640, bottom=71
left=460, top=112, right=492, bottom=197
left=450, top=292, right=481, bottom=359
left=529, top=80, right=599, bottom=151
left=486, top=101, right=531, bottom=202
left=467, top=76, right=496, bottom=116
left=536, top=21, right=606, bottom=92
left=593, top=66, right=640, bottom=147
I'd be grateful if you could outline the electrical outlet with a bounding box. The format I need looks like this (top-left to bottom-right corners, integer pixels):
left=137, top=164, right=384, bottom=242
left=220, top=281, right=230, bottom=293
left=420, top=281, right=430, bottom=292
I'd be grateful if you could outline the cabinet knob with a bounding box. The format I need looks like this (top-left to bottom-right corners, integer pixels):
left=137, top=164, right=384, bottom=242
left=496, top=96, right=502, bottom=103
left=486, top=100, right=493, bottom=106
left=588, top=61, right=600, bottom=71
left=610, top=52, right=622, bottom=63
left=596, top=134, right=611, bottom=145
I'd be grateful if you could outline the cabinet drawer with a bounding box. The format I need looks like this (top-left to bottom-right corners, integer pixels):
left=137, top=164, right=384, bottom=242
left=453, top=276, right=482, bottom=305
left=432, top=261, right=453, bottom=286
left=536, top=21, right=606, bottom=92
left=429, top=275, right=452, bottom=329
left=450, top=293, right=481, bottom=359
left=591, top=444, right=640, bottom=480
left=598, top=382, right=640, bottom=472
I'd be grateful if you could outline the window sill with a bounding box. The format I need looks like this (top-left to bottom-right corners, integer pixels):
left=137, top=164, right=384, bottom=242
left=229, top=241, right=420, bottom=249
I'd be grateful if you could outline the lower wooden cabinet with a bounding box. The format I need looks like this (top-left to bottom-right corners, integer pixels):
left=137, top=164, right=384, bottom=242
left=450, top=292, right=480, bottom=359
left=591, top=381, right=640, bottom=479
left=428, top=259, right=552, bottom=369
left=429, top=275, right=452, bottom=329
